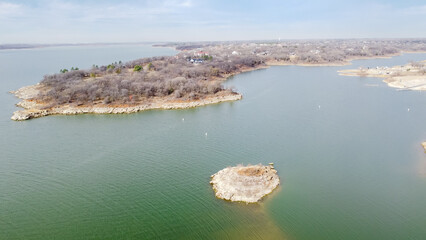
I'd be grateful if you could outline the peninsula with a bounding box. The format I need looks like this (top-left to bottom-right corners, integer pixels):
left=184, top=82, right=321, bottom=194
left=210, top=164, right=280, bottom=203
left=338, top=61, right=426, bottom=90
left=11, top=39, right=426, bottom=120
left=339, top=61, right=426, bottom=151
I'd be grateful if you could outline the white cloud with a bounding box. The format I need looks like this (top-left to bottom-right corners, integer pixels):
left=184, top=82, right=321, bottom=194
left=0, top=0, right=195, bottom=22
left=34, top=0, right=195, bottom=23
left=0, top=2, right=23, bottom=18
left=0, top=0, right=202, bottom=43
left=400, top=5, right=426, bottom=15
left=164, top=0, right=193, bottom=8
left=0, top=0, right=424, bottom=43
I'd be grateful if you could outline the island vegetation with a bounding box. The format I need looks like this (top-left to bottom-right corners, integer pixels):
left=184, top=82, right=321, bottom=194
left=11, top=39, right=426, bottom=120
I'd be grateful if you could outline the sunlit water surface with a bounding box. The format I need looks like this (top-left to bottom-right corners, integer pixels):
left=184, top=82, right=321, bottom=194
left=1, top=45, right=426, bottom=239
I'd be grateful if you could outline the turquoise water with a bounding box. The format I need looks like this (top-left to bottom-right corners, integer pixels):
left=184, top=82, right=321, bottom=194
left=1, top=45, right=426, bottom=239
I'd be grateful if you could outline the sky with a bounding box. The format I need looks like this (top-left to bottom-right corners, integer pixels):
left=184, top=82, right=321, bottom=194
left=0, top=0, right=425, bottom=44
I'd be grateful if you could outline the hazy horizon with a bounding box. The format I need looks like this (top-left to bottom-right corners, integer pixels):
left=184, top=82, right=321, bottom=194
left=1, top=0, right=425, bottom=44
left=2, top=37, right=426, bottom=46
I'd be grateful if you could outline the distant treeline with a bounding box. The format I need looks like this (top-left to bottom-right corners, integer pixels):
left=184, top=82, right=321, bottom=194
left=0, top=44, right=37, bottom=50
left=0, top=42, right=154, bottom=51
left=171, top=39, right=426, bottom=64
left=35, top=39, right=426, bottom=107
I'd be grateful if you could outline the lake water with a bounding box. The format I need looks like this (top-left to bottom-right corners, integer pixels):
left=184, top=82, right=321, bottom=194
left=1, top=45, right=426, bottom=239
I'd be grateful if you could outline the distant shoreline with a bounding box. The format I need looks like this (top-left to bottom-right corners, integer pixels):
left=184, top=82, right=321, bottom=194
left=265, top=52, right=415, bottom=67
left=0, top=42, right=160, bottom=51
left=11, top=52, right=426, bottom=121
left=12, top=53, right=421, bottom=121
left=10, top=40, right=426, bottom=121
left=338, top=60, right=426, bottom=91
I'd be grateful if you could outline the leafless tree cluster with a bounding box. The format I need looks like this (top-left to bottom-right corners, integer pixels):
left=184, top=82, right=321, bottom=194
left=37, top=53, right=261, bottom=106
left=169, top=39, right=426, bottom=64
left=410, top=61, right=426, bottom=75
left=36, top=39, right=425, bottom=107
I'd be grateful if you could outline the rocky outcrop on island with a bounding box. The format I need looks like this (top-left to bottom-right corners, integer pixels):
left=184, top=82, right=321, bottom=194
left=210, top=164, right=280, bottom=203
left=11, top=84, right=242, bottom=121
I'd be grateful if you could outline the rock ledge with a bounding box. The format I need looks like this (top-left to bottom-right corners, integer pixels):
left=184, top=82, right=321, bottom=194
left=11, top=84, right=242, bottom=121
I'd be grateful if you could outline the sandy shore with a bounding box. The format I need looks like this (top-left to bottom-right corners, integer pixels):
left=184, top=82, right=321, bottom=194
left=340, top=60, right=426, bottom=152
left=338, top=60, right=426, bottom=90
left=11, top=84, right=242, bottom=121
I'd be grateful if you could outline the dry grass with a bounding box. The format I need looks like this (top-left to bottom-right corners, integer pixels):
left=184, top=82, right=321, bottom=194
left=237, top=166, right=265, bottom=176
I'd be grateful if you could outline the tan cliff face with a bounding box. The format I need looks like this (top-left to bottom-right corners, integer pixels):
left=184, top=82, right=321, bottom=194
left=210, top=164, right=280, bottom=203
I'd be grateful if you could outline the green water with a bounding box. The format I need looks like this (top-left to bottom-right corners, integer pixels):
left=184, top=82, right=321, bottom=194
left=1, top=45, right=426, bottom=239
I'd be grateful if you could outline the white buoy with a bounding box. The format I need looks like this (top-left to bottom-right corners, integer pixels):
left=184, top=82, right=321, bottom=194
left=182, top=118, right=185, bottom=122
left=205, top=132, right=208, bottom=136
left=408, top=108, right=410, bottom=112
left=318, top=105, right=321, bottom=109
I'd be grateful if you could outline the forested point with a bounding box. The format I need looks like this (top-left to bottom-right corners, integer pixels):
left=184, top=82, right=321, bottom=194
left=36, top=39, right=426, bottom=108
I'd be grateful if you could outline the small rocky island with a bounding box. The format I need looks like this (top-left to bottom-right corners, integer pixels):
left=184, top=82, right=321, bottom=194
left=210, top=164, right=280, bottom=203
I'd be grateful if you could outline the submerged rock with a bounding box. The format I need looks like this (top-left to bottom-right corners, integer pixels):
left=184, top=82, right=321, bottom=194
left=210, top=164, right=280, bottom=203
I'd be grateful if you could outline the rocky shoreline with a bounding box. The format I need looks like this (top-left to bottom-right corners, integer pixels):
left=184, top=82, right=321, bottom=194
left=210, top=164, right=280, bottom=203
left=340, top=61, right=426, bottom=153
left=9, top=60, right=277, bottom=121
left=338, top=61, right=426, bottom=91
left=12, top=55, right=424, bottom=121
left=11, top=84, right=242, bottom=121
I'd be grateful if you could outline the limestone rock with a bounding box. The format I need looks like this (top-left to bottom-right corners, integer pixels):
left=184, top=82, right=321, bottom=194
left=210, top=164, right=280, bottom=203
left=11, top=84, right=242, bottom=121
